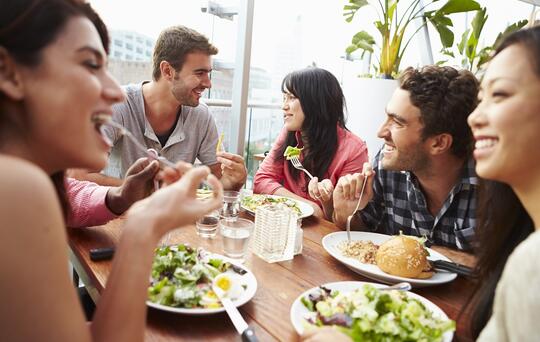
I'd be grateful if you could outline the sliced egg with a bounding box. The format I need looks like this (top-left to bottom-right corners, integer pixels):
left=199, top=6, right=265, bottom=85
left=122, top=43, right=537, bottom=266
left=213, top=273, right=245, bottom=300
left=200, top=290, right=221, bottom=307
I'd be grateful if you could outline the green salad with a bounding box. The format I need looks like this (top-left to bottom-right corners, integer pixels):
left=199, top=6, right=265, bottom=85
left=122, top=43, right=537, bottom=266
left=284, top=145, right=303, bottom=160
left=148, top=244, right=243, bottom=309
left=301, top=284, right=455, bottom=341
left=241, top=194, right=302, bottom=216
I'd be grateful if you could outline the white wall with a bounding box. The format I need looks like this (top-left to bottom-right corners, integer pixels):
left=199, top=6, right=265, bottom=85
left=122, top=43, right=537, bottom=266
left=343, top=77, right=397, bottom=156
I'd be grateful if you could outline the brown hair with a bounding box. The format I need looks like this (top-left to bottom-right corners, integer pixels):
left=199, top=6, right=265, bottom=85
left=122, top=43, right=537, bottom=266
left=398, top=66, right=479, bottom=159
left=152, top=25, right=218, bottom=81
left=0, top=0, right=109, bottom=218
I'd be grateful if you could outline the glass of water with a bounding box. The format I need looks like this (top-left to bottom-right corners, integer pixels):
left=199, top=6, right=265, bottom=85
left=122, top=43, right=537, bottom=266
left=220, top=218, right=254, bottom=261
left=195, top=210, right=220, bottom=238
left=221, top=190, right=240, bottom=221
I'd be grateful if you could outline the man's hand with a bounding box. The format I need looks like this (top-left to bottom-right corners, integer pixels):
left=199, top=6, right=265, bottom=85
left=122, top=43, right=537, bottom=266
left=105, top=158, right=160, bottom=215
left=127, top=166, right=224, bottom=236
left=332, top=162, right=374, bottom=228
left=217, top=151, right=247, bottom=191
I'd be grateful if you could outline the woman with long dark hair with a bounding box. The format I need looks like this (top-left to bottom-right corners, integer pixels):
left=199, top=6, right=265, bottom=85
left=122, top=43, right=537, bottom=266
left=254, top=67, right=368, bottom=219
left=467, top=26, right=540, bottom=340
left=0, top=1, right=222, bottom=340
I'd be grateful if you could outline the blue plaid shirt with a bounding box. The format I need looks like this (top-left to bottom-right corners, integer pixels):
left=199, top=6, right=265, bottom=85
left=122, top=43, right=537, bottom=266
left=358, top=150, right=477, bottom=250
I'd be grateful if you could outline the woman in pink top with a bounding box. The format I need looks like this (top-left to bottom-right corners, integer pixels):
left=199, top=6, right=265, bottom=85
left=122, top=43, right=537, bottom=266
left=254, top=67, right=368, bottom=219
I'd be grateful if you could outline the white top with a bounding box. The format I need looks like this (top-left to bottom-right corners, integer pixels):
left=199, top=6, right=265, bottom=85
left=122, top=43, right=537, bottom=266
left=478, top=230, right=540, bottom=341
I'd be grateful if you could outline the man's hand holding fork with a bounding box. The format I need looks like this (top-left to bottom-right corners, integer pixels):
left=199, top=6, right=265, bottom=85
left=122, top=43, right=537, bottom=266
left=332, top=162, right=375, bottom=229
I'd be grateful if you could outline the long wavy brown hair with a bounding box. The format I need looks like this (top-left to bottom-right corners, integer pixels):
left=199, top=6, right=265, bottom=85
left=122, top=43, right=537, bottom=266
left=0, top=0, right=110, bottom=218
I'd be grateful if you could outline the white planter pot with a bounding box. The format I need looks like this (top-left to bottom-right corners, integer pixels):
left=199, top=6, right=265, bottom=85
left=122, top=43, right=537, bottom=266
left=343, top=78, right=397, bottom=155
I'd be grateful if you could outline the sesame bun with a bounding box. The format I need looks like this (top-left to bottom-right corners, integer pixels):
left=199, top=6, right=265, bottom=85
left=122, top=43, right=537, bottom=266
left=375, top=235, right=432, bottom=279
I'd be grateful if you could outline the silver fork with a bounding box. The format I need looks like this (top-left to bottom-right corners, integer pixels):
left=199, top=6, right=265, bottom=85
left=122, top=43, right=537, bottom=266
left=346, top=175, right=368, bottom=242
left=92, top=114, right=212, bottom=190
left=289, top=156, right=313, bottom=180
left=92, top=114, right=177, bottom=169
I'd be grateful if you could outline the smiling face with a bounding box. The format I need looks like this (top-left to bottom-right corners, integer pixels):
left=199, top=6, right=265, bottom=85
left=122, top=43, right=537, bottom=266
left=282, top=90, right=305, bottom=132
left=468, top=44, right=540, bottom=185
left=15, top=16, right=124, bottom=173
left=377, top=88, right=430, bottom=172
left=170, top=51, right=212, bottom=107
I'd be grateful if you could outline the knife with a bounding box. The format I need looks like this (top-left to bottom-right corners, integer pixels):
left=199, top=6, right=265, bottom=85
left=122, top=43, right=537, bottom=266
left=429, top=259, right=474, bottom=277
left=219, top=296, right=258, bottom=342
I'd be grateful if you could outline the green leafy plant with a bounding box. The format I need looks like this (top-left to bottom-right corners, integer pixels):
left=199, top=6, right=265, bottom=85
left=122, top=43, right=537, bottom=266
left=344, top=0, right=481, bottom=78
left=440, top=7, right=527, bottom=74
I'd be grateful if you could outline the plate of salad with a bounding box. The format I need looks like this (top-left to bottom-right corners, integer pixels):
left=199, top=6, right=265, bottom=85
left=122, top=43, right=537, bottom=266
left=290, top=281, right=455, bottom=341
left=241, top=194, right=314, bottom=219
left=147, top=244, right=257, bottom=315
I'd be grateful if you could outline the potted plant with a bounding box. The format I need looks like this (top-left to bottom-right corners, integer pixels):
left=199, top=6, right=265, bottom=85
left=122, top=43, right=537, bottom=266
left=439, top=7, right=528, bottom=75
left=344, top=0, right=482, bottom=79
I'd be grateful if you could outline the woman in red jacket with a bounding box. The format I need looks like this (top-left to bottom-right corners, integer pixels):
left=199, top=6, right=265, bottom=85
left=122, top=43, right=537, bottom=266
left=254, top=67, right=368, bottom=219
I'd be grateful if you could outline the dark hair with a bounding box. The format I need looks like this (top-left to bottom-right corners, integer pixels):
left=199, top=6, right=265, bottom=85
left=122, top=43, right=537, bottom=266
left=465, top=26, right=540, bottom=338
left=276, top=67, right=347, bottom=189
left=398, top=66, right=479, bottom=159
left=152, top=25, right=218, bottom=81
left=0, top=0, right=109, bottom=218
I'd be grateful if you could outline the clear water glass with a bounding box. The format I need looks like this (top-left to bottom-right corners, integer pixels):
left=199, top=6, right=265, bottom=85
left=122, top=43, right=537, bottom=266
left=196, top=210, right=220, bottom=238
left=221, top=190, right=240, bottom=221
left=220, top=218, right=254, bottom=261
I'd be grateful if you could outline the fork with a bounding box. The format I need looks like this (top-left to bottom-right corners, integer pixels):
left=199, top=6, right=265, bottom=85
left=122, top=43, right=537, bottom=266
left=346, top=175, right=368, bottom=243
left=289, top=156, right=313, bottom=180
left=92, top=114, right=212, bottom=190
left=92, top=114, right=177, bottom=169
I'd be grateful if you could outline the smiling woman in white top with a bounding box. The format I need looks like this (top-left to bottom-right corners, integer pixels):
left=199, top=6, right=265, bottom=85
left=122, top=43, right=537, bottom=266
left=467, top=26, right=540, bottom=341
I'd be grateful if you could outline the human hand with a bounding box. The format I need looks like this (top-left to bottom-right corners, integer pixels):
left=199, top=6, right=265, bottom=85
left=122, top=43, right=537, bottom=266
left=128, top=166, right=223, bottom=236
left=105, top=158, right=160, bottom=215
left=217, top=151, right=247, bottom=191
left=308, top=177, right=334, bottom=204
left=332, top=163, right=374, bottom=227
left=301, top=327, right=352, bottom=342
left=156, top=160, right=193, bottom=185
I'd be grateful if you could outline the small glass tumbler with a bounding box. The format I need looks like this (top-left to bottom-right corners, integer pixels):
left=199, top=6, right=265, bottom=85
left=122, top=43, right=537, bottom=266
left=220, top=218, right=254, bottom=261
left=196, top=210, right=220, bottom=238
left=221, top=190, right=240, bottom=222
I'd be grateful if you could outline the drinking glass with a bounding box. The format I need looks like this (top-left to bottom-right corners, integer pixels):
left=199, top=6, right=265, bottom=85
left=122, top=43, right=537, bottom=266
left=196, top=210, right=220, bottom=238
left=220, top=218, right=254, bottom=261
left=221, top=190, right=240, bottom=221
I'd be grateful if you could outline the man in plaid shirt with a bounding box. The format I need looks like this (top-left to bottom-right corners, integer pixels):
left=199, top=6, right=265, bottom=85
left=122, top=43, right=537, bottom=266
left=332, top=66, right=479, bottom=250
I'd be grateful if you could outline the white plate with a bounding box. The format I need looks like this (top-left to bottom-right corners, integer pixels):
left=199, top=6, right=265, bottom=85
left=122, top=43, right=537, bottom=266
left=290, top=281, right=453, bottom=342
left=146, top=254, right=257, bottom=315
left=241, top=194, right=315, bottom=219
left=322, top=231, right=457, bottom=287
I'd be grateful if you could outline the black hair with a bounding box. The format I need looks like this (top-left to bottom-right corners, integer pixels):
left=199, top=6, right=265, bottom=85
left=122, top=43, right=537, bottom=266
left=464, top=26, right=540, bottom=337
left=276, top=67, right=347, bottom=190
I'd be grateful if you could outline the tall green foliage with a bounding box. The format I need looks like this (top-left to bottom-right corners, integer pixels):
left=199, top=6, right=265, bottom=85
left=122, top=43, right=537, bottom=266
left=344, top=0, right=481, bottom=78
left=440, top=8, right=528, bottom=74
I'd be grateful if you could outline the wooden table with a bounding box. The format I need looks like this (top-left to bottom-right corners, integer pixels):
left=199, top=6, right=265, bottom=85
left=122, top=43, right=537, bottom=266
left=69, top=215, right=476, bottom=341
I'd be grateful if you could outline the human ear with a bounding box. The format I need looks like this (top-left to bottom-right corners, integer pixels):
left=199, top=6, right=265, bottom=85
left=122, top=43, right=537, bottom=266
left=429, top=133, right=452, bottom=155
left=0, top=47, right=24, bottom=100
left=159, top=61, right=175, bottom=81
